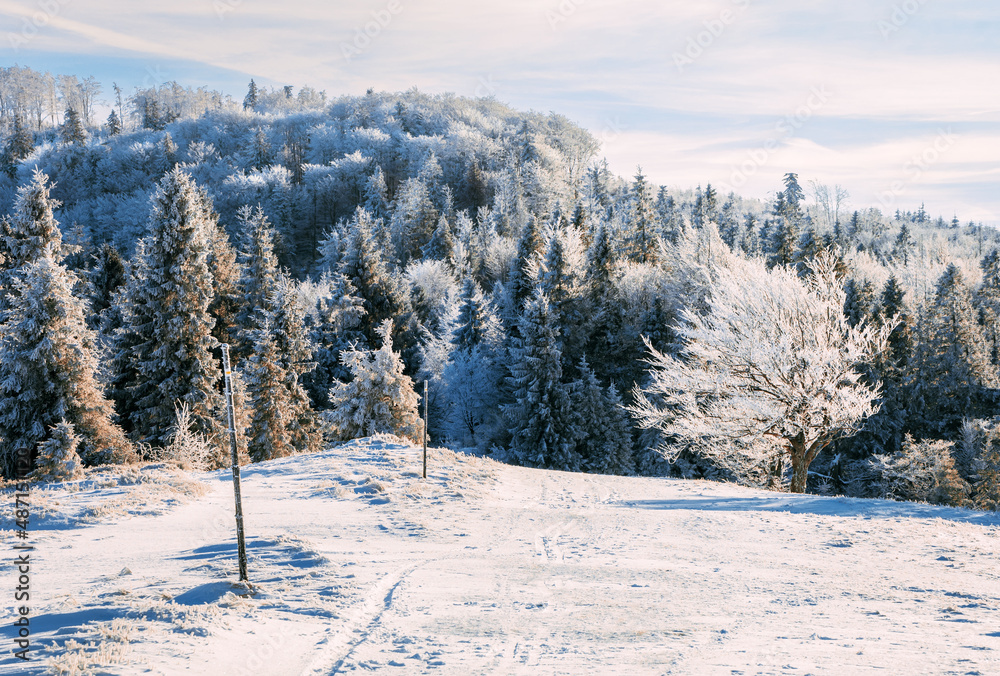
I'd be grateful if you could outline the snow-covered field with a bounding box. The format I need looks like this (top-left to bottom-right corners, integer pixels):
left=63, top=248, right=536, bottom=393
left=4, top=437, right=1000, bottom=675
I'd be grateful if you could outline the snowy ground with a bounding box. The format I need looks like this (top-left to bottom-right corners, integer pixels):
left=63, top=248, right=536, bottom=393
left=3, top=436, right=1000, bottom=675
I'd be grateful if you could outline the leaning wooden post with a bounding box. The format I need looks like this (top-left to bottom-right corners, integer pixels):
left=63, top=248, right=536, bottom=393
left=221, top=344, right=249, bottom=583
left=422, top=380, right=428, bottom=479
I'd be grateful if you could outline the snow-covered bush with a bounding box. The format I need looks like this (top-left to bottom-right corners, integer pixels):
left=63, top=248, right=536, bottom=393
left=151, top=403, right=214, bottom=472
left=869, top=435, right=970, bottom=506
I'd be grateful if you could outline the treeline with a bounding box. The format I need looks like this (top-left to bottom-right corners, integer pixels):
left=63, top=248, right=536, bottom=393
left=0, top=77, right=998, bottom=509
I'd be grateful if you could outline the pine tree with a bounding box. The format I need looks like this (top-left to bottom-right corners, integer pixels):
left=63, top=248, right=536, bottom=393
left=0, top=171, right=63, bottom=298
left=976, top=250, right=1000, bottom=367
left=243, top=79, right=259, bottom=111
left=781, top=172, right=804, bottom=219
left=106, top=109, right=122, bottom=136
left=235, top=214, right=322, bottom=458
left=843, top=278, right=877, bottom=328
left=0, top=257, right=132, bottom=478
left=574, top=360, right=634, bottom=475
left=893, top=222, right=915, bottom=265
left=111, top=169, right=225, bottom=452
left=243, top=313, right=297, bottom=462
left=423, top=214, right=455, bottom=261
left=768, top=217, right=798, bottom=268
left=87, top=242, right=126, bottom=332
left=60, top=108, right=86, bottom=146
left=630, top=167, right=659, bottom=263
left=508, top=214, right=545, bottom=315
left=502, top=289, right=581, bottom=471
left=338, top=208, right=418, bottom=371
left=2, top=116, right=34, bottom=177
left=31, top=420, right=85, bottom=482
left=326, top=320, right=423, bottom=443
left=910, top=264, right=997, bottom=435
left=249, top=128, right=271, bottom=170
left=364, top=166, right=391, bottom=222
left=302, top=272, right=366, bottom=409
left=453, top=276, right=500, bottom=351
left=539, top=225, right=589, bottom=374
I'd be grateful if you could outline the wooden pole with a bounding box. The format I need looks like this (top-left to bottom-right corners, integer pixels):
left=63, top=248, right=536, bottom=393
left=422, top=379, right=428, bottom=479
left=221, top=344, right=249, bottom=584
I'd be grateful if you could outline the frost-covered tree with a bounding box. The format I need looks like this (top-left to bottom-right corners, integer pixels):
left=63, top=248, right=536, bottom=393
left=442, top=277, right=507, bottom=449
left=338, top=207, right=418, bottom=370
left=60, top=107, right=86, bottom=146
left=326, top=319, right=423, bottom=443
left=869, top=435, right=969, bottom=506
left=574, top=360, right=634, bottom=475
left=30, top=421, right=84, bottom=482
left=302, top=272, right=366, bottom=409
left=501, top=289, right=581, bottom=471
left=243, top=79, right=259, bottom=111
left=0, top=258, right=132, bottom=478
left=106, top=109, right=122, bottom=136
left=630, top=253, right=892, bottom=493
left=243, top=314, right=297, bottom=462
left=111, top=169, right=225, bottom=452
left=910, top=264, right=997, bottom=435
left=629, top=167, right=659, bottom=263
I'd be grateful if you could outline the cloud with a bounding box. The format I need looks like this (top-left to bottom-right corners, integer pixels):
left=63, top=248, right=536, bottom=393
left=0, top=0, right=996, bottom=220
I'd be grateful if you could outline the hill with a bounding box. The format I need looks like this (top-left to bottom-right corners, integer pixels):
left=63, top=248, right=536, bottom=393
left=5, top=439, right=999, bottom=675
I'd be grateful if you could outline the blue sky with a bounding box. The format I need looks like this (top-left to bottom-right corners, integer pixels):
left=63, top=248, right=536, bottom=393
left=2, top=0, right=998, bottom=222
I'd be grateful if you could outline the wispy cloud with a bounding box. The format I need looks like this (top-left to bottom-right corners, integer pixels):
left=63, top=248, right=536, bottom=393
left=0, top=0, right=996, bottom=219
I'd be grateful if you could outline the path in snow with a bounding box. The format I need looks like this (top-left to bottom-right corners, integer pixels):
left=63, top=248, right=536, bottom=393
left=4, top=436, right=1000, bottom=675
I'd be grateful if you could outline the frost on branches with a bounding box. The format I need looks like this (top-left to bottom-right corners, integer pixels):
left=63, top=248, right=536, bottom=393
left=326, top=319, right=424, bottom=444
left=630, top=252, right=894, bottom=493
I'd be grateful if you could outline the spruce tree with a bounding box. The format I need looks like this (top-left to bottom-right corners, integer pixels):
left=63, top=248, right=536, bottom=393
left=911, top=264, right=997, bottom=435
left=2, top=116, right=34, bottom=176
left=302, top=272, right=366, bottom=409
left=453, top=276, right=500, bottom=351
left=0, top=257, right=132, bottom=478
left=326, top=320, right=423, bottom=443
left=111, top=169, right=225, bottom=452
left=31, top=420, right=85, bottom=482
left=339, top=208, right=418, bottom=370
left=243, top=79, right=259, bottom=111
left=235, top=214, right=322, bottom=459
left=60, top=108, right=86, bottom=146
left=106, top=109, right=122, bottom=136
left=630, top=168, right=659, bottom=263
left=502, top=289, right=581, bottom=471
left=574, top=360, right=634, bottom=475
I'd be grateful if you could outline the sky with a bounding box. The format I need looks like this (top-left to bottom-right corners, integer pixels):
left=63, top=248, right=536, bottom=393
left=2, top=0, right=998, bottom=222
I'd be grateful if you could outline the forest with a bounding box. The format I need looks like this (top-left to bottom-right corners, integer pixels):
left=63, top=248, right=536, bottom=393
left=1, top=65, right=999, bottom=510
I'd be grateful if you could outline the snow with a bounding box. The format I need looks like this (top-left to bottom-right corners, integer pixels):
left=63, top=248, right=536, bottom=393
left=4, top=436, right=999, bottom=675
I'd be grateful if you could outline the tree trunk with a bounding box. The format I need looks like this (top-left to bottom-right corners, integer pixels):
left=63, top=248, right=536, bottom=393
left=788, top=432, right=809, bottom=493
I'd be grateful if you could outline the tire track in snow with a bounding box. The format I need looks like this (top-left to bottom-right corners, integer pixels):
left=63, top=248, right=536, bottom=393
left=301, top=561, right=429, bottom=675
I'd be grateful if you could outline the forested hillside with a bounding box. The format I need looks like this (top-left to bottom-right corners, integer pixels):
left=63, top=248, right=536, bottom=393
left=1, top=66, right=999, bottom=509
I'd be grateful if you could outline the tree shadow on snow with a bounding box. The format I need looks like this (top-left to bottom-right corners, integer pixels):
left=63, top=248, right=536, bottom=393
left=622, top=494, right=1000, bottom=527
